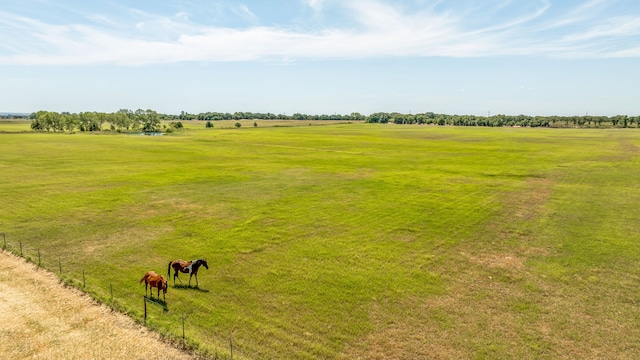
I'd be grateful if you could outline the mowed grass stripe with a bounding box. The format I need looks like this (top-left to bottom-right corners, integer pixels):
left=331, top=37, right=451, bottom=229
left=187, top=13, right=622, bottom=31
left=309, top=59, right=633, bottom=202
left=1, top=124, right=640, bottom=358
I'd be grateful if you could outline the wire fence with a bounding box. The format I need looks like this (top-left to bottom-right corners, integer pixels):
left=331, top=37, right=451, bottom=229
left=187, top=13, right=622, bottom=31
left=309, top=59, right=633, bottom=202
left=1, top=232, right=248, bottom=360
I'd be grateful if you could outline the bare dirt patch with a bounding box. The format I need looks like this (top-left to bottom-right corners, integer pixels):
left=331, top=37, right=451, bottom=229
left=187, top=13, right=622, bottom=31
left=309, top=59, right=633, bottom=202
left=0, top=250, right=196, bottom=360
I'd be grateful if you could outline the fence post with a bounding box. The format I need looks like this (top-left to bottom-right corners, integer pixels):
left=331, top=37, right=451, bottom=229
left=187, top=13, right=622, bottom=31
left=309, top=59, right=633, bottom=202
left=58, top=258, right=62, bottom=275
left=37, top=249, right=41, bottom=267
left=143, top=296, right=147, bottom=321
left=182, top=314, right=185, bottom=346
left=230, top=332, right=233, bottom=360
left=110, top=283, right=113, bottom=300
left=19, top=241, right=22, bottom=256
left=82, top=269, right=86, bottom=288
left=2, top=233, right=5, bottom=250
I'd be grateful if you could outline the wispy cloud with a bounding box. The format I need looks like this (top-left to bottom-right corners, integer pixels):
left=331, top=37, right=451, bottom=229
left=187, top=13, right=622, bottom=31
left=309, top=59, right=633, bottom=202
left=0, top=0, right=639, bottom=66
left=561, top=16, right=640, bottom=42
left=231, top=4, right=258, bottom=24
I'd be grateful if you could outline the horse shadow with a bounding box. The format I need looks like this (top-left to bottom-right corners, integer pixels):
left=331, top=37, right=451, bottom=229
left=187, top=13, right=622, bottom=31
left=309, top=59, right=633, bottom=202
left=172, top=284, right=210, bottom=293
left=145, top=296, right=169, bottom=312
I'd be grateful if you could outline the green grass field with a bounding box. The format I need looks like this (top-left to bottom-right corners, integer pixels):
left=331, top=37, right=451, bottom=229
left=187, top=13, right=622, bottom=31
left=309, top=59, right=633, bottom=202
left=0, top=119, right=31, bottom=132
left=1, top=123, right=639, bottom=359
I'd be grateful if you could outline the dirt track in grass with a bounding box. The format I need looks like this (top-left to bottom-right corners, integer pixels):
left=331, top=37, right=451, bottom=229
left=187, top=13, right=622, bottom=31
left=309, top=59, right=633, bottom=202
left=0, top=250, right=196, bottom=360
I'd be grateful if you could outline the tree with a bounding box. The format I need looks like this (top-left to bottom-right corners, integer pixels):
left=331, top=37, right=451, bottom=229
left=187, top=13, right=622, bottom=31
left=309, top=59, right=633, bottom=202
left=141, top=109, right=161, bottom=132
left=32, top=111, right=64, bottom=132
left=63, top=114, right=78, bottom=133
left=78, top=112, right=100, bottom=131
left=134, top=109, right=146, bottom=129
left=235, top=122, right=242, bottom=128
left=44, top=112, right=54, bottom=131
left=30, top=111, right=50, bottom=131
left=49, top=112, right=64, bottom=132
left=112, top=110, right=130, bottom=131
left=350, top=112, right=365, bottom=120
left=367, top=112, right=390, bottom=123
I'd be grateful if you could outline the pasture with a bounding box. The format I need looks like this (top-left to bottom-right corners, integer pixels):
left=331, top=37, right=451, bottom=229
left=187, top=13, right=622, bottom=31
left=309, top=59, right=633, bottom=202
left=0, top=119, right=31, bottom=133
left=1, top=122, right=639, bottom=359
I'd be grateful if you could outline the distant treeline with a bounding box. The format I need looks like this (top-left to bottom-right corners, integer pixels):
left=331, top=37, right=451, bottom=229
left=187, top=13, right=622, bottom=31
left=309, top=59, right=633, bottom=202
left=366, top=112, right=640, bottom=128
left=178, top=111, right=640, bottom=128
left=27, top=109, right=640, bottom=132
left=0, top=113, right=29, bottom=119
left=177, top=111, right=367, bottom=121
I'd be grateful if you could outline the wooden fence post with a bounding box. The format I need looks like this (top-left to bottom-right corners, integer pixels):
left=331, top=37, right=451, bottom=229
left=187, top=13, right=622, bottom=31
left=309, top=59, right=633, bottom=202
left=143, top=296, right=147, bottom=321
left=58, top=258, right=62, bottom=275
left=110, top=283, right=113, bottom=300
left=37, top=249, right=41, bottom=267
left=19, top=241, right=22, bottom=256
left=2, top=233, right=5, bottom=250
left=82, top=269, right=86, bottom=287
left=230, top=332, right=233, bottom=360
left=182, top=314, right=185, bottom=346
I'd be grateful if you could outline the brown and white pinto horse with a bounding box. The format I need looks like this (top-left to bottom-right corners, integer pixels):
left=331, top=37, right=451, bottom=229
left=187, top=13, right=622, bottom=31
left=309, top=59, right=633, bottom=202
left=140, top=271, right=168, bottom=301
left=167, top=259, right=209, bottom=287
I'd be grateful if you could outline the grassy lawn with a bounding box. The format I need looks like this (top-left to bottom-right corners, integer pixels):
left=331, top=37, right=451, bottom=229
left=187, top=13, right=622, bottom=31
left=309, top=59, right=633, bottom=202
left=0, top=119, right=31, bottom=132
left=1, top=123, right=639, bottom=359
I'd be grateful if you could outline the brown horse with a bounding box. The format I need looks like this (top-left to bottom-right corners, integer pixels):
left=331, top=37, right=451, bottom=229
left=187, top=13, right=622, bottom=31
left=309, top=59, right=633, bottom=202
left=140, top=271, right=168, bottom=301
left=168, top=259, right=209, bottom=287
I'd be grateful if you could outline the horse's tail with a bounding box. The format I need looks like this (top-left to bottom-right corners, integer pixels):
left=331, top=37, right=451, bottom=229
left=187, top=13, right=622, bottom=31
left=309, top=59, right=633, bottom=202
left=167, top=261, right=173, bottom=278
left=140, top=274, right=147, bottom=284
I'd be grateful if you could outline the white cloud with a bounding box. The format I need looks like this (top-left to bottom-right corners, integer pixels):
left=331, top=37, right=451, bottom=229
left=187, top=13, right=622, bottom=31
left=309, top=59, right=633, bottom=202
left=0, top=0, right=639, bottom=66
left=175, top=12, right=189, bottom=21
left=232, top=4, right=258, bottom=24
left=306, top=0, right=327, bottom=11
left=561, top=16, right=640, bottom=42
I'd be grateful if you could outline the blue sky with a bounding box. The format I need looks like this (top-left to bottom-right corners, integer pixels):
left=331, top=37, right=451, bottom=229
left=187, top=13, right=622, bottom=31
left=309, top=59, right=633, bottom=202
left=1, top=0, right=639, bottom=116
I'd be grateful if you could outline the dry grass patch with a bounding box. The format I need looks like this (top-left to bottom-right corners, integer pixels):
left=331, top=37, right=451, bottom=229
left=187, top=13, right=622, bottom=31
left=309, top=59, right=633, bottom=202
left=462, top=251, right=527, bottom=271
left=0, top=251, right=196, bottom=360
left=509, top=178, right=553, bottom=221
